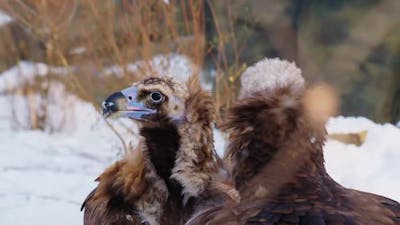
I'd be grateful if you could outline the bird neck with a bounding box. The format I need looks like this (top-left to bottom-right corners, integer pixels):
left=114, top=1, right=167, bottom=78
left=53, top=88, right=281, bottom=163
left=139, top=116, right=217, bottom=205
left=222, top=88, right=328, bottom=196
left=141, top=88, right=219, bottom=204
left=170, top=89, right=219, bottom=201
left=139, top=123, right=183, bottom=196
left=231, top=117, right=329, bottom=201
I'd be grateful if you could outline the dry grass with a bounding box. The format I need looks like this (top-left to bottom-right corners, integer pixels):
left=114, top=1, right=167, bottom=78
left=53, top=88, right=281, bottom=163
left=0, top=0, right=246, bottom=129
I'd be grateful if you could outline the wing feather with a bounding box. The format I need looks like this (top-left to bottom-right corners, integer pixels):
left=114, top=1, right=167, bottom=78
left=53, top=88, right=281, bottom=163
left=81, top=187, right=142, bottom=225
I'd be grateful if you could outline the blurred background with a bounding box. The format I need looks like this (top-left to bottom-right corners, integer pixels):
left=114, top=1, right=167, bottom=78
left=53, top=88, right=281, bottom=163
left=0, top=1, right=399, bottom=224
left=1, top=0, right=399, bottom=124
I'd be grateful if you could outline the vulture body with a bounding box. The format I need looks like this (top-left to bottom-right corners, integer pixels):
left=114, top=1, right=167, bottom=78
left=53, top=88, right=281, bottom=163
left=186, top=58, right=400, bottom=225
left=82, top=77, right=238, bottom=225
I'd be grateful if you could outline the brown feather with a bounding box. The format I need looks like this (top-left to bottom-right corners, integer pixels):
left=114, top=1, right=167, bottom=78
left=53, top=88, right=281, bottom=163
left=95, top=148, right=147, bottom=203
left=81, top=147, right=149, bottom=225
left=82, top=187, right=142, bottom=225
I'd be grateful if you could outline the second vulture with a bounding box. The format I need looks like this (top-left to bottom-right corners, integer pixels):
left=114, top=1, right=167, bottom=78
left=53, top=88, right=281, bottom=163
left=186, top=58, right=400, bottom=225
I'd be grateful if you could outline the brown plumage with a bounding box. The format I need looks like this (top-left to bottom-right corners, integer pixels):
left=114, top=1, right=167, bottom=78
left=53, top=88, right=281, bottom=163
left=186, top=58, right=400, bottom=225
left=81, top=148, right=149, bottom=225
left=81, top=76, right=238, bottom=225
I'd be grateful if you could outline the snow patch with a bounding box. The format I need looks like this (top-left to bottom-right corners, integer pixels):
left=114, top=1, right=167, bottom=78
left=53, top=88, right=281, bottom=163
left=69, top=46, right=86, bottom=55
left=102, top=53, right=214, bottom=90
left=0, top=10, right=12, bottom=27
left=0, top=129, right=119, bottom=225
left=103, top=54, right=196, bottom=84
left=0, top=61, right=70, bottom=93
left=0, top=93, right=138, bottom=224
left=326, top=116, right=376, bottom=133
left=324, top=116, right=400, bottom=201
left=214, top=129, right=227, bottom=157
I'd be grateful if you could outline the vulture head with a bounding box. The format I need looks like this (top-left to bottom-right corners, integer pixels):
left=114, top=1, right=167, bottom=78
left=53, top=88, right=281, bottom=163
left=101, top=76, right=219, bottom=200
left=102, top=76, right=189, bottom=125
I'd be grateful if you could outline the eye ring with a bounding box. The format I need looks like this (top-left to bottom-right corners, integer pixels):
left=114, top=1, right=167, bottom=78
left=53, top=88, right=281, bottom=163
left=149, top=91, right=164, bottom=103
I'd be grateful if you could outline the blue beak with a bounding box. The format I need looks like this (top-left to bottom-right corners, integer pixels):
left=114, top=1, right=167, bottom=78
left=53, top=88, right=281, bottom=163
left=102, top=86, right=156, bottom=120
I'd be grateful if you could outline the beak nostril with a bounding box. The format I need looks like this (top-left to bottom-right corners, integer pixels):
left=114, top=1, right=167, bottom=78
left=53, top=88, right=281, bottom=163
left=102, top=101, right=115, bottom=110
left=102, top=91, right=125, bottom=118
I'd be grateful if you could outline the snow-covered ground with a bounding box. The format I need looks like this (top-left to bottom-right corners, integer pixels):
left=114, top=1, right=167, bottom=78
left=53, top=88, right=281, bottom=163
left=325, top=116, right=400, bottom=201
left=0, top=92, right=138, bottom=225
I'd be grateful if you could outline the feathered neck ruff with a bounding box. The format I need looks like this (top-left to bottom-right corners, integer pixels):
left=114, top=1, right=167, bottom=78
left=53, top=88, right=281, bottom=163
left=222, top=85, right=328, bottom=200
left=139, top=86, right=220, bottom=202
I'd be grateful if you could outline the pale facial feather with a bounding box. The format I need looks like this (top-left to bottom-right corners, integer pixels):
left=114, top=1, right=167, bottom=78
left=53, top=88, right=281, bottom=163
left=134, top=80, right=188, bottom=122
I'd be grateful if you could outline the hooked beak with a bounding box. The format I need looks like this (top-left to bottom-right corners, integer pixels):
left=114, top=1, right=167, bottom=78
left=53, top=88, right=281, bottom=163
left=102, top=86, right=156, bottom=120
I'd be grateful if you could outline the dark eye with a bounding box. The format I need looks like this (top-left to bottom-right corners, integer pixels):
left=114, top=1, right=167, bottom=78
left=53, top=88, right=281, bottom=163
left=149, top=91, right=164, bottom=103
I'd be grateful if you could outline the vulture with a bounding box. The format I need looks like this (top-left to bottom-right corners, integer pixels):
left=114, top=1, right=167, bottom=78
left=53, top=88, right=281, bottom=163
left=81, top=76, right=238, bottom=225
left=186, top=58, right=400, bottom=225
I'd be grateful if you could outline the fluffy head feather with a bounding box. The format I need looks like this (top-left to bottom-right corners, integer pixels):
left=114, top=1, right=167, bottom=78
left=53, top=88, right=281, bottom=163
left=239, top=58, right=304, bottom=99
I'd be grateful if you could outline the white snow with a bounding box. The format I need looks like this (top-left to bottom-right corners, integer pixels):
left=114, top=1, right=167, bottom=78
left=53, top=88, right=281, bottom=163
left=0, top=129, right=117, bottom=225
left=0, top=61, right=70, bottom=93
left=324, top=116, right=400, bottom=201
left=0, top=62, right=48, bottom=93
left=0, top=91, right=138, bottom=225
left=0, top=10, right=12, bottom=27
left=69, top=47, right=87, bottom=55
left=0, top=55, right=211, bottom=94
left=103, top=54, right=196, bottom=83
left=0, top=62, right=138, bottom=224
left=102, top=53, right=212, bottom=90
left=214, top=128, right=227, bottom=157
